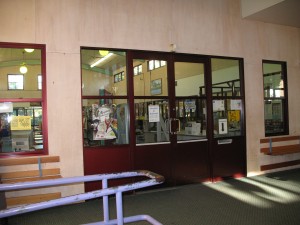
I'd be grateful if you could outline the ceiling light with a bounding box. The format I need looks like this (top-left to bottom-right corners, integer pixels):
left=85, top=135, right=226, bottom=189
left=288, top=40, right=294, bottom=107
left=99, top=50, right=109, bottom=56
left=20, top=64, right=28, bottom=74
left=90, top=53, right=113, bottom=68
left=24, top=48, right=35, bottom=53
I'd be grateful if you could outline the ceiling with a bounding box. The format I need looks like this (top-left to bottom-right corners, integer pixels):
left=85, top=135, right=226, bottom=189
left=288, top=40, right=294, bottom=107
left=242, top=0, right=300, bottom=28
left=0, top=48, right=41, bottom=68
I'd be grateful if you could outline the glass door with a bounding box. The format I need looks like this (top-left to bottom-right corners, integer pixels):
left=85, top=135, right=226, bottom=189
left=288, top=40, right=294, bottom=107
left=172, top=55, right=210, bottom=184
left=210, top=57, right=246, bottom=181
left=131, top=52, right=173, bottom=184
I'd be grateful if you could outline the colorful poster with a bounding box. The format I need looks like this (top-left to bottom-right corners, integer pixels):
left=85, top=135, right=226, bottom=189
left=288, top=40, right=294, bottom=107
left=92, top=105, right=117, bottom=140
left=227, top=110, right=240, bottom=122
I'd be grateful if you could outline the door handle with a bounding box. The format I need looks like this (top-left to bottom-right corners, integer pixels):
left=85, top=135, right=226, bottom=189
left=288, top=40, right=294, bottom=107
left=169, top=118, right=180, bottom=135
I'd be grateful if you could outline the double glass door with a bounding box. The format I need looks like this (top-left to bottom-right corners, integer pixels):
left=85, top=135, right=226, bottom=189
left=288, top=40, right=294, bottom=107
left=132, top=52, right=211, bottom=184
left=131, top=52, right=246, bottom=184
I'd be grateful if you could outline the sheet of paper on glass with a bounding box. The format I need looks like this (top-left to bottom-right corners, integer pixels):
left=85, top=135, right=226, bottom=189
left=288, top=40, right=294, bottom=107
left=213, top=100, right=225, bottom=112
left=230, top=99, right=242, bottom=110
left=10, top=116, right=31, bottom=130
left=148, top=105, right=160, bottom=122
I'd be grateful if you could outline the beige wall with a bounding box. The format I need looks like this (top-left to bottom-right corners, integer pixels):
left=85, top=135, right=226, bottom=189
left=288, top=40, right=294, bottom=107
left=1, top=0, right=300, bottom=196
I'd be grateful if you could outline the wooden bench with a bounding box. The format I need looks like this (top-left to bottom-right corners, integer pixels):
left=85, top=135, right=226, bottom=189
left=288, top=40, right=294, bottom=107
left=0, top=156, right=62, bottom=207
left=260, top=135, right=300, bottom=155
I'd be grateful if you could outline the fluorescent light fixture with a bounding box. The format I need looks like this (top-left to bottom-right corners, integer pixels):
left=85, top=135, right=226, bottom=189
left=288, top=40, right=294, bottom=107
left=90, top=53, right=113, bottom=68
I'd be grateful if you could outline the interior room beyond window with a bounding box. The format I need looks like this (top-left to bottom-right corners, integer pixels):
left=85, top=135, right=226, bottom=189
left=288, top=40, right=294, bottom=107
left=0, top=45, right=45, bottom=155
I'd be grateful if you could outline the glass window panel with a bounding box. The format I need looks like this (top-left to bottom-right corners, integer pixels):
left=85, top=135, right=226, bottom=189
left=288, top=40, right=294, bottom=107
left=154, top=60, right=160, bottom=69
left=82, top=99, right=129, bottom=146
left=0, top=48, right=42, bottom=98
left=38, top=75, right=42, bottom=90
left=134, top=58, right=168, bottom=96
left=211, top=58, right=240, bottom=97
left=0, top=102, right=43, bottom=153
left=148, top=60, right=154, bottom=71
left=263, top=61, right=287, bottom=136
left=212, top=99, right=242, bottom=138
left=134, top=66, right=138, bottom=75
left=263, top=63, right=284, bottom=98
left=81, top=50, right=127, bottom=96
left=264, top=99, right=285, bottom=135
left=175, top=62, right=205, bottom=97
left=134, top=64, right=142, bottom=76
left=8, top=74, right=23, bottom=90
left=174, top=62, right=206, bottom=141
left=134, top=99, right=170, bottom=144
left=176, top=98, right=207, bottom=141
left=211, top=58, right=243, bottom=138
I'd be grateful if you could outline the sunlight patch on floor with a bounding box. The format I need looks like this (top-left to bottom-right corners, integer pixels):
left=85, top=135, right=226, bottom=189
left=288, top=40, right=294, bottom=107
left=241, top=178, right=300, bottom=204
left=204, top=181, right=273, bottom=208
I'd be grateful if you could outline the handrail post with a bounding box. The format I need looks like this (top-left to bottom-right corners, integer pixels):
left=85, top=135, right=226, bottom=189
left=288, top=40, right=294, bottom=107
left=102, top=178, right=109, bottom=223
left=116, top=191, right=124, bottom=225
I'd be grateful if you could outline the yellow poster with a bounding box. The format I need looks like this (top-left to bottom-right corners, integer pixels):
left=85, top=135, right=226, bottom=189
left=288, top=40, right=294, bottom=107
left=228, top=110, right=240, bottom=122
left=10, top=116, right=31, bottom=130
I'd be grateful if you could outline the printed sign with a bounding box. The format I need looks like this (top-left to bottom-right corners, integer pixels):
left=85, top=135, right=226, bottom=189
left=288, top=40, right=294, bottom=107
left=10, top=116, right=31, bottom=130
left=148, top=105, right=160, bottom=122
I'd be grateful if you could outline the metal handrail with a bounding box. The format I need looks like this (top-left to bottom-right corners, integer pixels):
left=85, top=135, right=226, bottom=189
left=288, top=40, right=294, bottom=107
left=0, top=170, right=164, bottom=225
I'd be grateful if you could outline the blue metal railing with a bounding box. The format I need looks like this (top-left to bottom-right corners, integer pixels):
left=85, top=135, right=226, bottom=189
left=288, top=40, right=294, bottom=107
left=0, top=170, right=164, bottom=225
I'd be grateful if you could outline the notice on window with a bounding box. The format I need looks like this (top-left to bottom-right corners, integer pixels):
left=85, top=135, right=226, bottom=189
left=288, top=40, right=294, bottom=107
left=230, top=99, right=242, bottom=110
left=218, top=119, right=228, bottom=134
left=10, top=116, right=31, bottom=130
left=228, top=110, right=240, bottom=122
left=148, top=105, right=160, bottom=122
left=213, top=100, right=225, bottom=112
